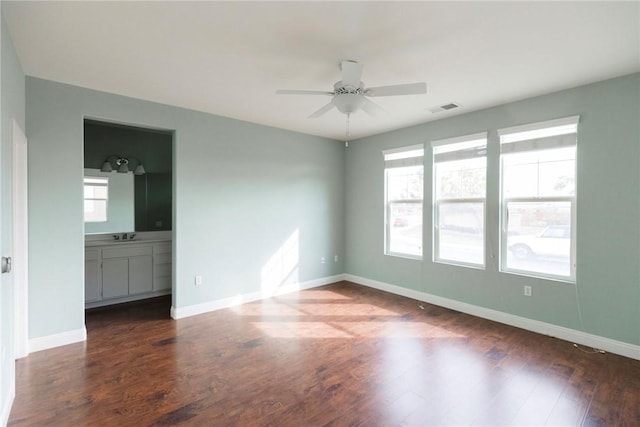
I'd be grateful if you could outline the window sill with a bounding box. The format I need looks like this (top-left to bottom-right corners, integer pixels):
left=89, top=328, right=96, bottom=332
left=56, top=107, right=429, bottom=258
left=500, top=267, right=576, bottom=284
left=434, top=258, right=485, bottom=270
left=384, top=252, right=423, bottom=261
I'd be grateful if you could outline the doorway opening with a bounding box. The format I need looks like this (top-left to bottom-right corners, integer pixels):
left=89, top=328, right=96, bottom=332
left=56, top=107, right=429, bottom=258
left=82, top=119, right=174, bottom=314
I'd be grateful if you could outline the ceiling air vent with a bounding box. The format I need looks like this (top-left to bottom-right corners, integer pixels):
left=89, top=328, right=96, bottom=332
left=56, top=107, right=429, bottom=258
left=428, top=102, right=460, bottom=114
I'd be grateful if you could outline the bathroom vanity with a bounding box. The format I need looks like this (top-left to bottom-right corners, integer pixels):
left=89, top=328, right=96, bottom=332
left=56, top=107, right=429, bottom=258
left=84, top=233, right=172, bottom=308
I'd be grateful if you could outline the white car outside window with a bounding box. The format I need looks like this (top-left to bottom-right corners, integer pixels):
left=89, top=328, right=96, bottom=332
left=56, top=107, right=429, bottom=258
left=508, top=225, right=570, bottom=259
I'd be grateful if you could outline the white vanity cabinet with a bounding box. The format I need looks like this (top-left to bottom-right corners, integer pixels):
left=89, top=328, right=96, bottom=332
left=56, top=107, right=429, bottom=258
left=84, top=240, right=171, bottom=308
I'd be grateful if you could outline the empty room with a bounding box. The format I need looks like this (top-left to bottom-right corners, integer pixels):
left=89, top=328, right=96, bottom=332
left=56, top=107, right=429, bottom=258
left=1, top=1, right=639, bottom=426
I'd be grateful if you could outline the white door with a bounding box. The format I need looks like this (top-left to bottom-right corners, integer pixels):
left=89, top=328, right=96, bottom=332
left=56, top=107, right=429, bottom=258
left=13, top=120, right=28, bottom=359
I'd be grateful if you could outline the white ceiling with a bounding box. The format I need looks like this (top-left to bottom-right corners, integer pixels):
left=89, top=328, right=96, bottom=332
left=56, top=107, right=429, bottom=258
left=4, top=1, right=639, bottom=140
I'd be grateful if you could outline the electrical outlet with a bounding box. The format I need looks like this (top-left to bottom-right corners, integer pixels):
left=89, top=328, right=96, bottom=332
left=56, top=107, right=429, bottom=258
left=320, top=257, right=326, bottom=264
left=334, top=255, right=339, bottom=263
left=195, top=275, right=203, bottom=286
left=524, top=285, right=532, bottom=297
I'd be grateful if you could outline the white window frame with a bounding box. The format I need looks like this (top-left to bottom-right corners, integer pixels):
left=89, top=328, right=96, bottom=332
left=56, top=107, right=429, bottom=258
left=432, top=133, right=487, bottom=269
left=84, top=176, right=109, bottom=222
left=383, top=144, right=424, bottom=260
left=498, top=116, right=579, bottom=283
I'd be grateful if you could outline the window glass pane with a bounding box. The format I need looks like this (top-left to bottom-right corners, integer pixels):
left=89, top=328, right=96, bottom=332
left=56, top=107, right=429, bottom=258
left=435, top=157, right=486, bottom=199
left=84, top=186, right=94, bottom=199
left=388, top=202, right=422, bottom=257
left=84, top=185, right=108, bottom=199
left=83, top=176, right=109, bottom=222
left=505, top=201, right=571, bottom=277
left=386, top=166, right=423, bottom=201
left=503, top=147, right=576, bottom=198
left=84, top=200, right=107, bottom=222
left=437, top=202, right=484, bottom=265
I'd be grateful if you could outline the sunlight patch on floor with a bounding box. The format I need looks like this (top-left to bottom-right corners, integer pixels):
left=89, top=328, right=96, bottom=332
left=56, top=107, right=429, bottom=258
left=252, top=321, right=352, bottom=338
left=276, top=289, right=353, bottom=300
left=231, top=303, right=303, bottom=316
left=293, top=303, right=399, bottom=317
left=253, top=320, right=466, bottom=339
left=334, top=321, right=465, bottom=339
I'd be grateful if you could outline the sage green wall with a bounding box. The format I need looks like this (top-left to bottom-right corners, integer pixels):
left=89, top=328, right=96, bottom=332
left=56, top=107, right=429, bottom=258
left=345, top=73, right=640, bottom=346
left=1, top=9, right=25, bottom=415
left=26, top=77, right=344, bottom=339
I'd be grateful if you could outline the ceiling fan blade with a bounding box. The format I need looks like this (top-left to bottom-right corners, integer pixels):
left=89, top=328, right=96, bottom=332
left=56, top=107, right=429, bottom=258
left=365, top=82, right=427, bottom=97
left=361, top=98, right=387, bottom=118
left=340, top=60, right=363, bottom=87
left=276, top=89, right=334, bottom=96
left=308, top=102, right=335, bottom=118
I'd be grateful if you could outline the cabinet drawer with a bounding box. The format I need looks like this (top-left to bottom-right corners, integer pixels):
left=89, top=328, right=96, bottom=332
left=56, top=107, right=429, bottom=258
left=103, top=245, right=152, bottom=259
left=153, top=243, right=171, bottom=255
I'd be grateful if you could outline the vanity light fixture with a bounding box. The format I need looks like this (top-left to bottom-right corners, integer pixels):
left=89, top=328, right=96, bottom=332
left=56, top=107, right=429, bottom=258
left=100, top=155, right=146, bottom=175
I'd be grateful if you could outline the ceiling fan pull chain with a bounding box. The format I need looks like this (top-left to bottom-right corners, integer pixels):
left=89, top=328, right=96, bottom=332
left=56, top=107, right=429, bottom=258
left=345, top=113, right=351, bottom=147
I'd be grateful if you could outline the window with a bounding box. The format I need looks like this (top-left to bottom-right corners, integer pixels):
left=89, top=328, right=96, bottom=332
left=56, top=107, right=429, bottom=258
left=432, top=133, right=487, bottom=267
left=499, top=116, right=578, bottom=282
left=384, top=145, right=424, bottom=258
left=84, top=176, right=109, bottom=222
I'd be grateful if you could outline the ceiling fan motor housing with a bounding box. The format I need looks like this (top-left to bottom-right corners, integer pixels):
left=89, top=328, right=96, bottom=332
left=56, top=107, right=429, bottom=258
left=333, top=81, right=365, bottom=114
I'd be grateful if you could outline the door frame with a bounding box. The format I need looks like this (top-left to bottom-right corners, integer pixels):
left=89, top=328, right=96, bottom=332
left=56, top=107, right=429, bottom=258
left=13, top=119, right=28, bottom=359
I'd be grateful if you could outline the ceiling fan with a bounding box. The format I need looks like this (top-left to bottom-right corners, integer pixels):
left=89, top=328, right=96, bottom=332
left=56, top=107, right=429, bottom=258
left=276, top=60, right=427, bottom=119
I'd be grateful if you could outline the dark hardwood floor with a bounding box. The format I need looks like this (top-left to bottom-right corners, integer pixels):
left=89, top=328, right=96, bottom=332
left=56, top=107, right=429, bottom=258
left=9, top=281, right=640, bottom=426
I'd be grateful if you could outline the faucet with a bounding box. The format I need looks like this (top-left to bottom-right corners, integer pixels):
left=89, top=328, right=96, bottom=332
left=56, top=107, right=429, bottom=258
left=122, top=233, right=128, bottom=240
left=113, top=234, right=120, bottom=240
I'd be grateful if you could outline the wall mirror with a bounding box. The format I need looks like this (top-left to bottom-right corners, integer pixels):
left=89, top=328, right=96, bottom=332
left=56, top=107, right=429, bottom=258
left=84, top=119, right=173, bottom=234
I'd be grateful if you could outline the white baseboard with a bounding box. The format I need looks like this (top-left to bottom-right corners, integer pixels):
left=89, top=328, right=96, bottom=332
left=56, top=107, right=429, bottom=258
left=345, top=274, right=640, bottom=361
left=28, top=327, right=87, bottom=354
left=171, top=274, right=346, bottom=320
left=0, top=377, right=15, bottom=427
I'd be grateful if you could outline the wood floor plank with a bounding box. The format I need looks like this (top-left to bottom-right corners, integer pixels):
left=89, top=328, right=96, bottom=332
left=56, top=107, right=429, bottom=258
left=8, top=282, right=640, bottom=426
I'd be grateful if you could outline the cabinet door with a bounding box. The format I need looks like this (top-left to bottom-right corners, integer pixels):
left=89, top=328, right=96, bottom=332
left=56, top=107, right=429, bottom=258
left=85, top=249, right=101, bottom=303
left=129, top=255, right=153, bottom=295
left=102, top=258, right=129, bottom=299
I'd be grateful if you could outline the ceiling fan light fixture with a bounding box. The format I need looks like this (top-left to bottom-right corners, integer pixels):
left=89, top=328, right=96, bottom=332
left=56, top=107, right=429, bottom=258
left=333, top=93, right=365, bottom=114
